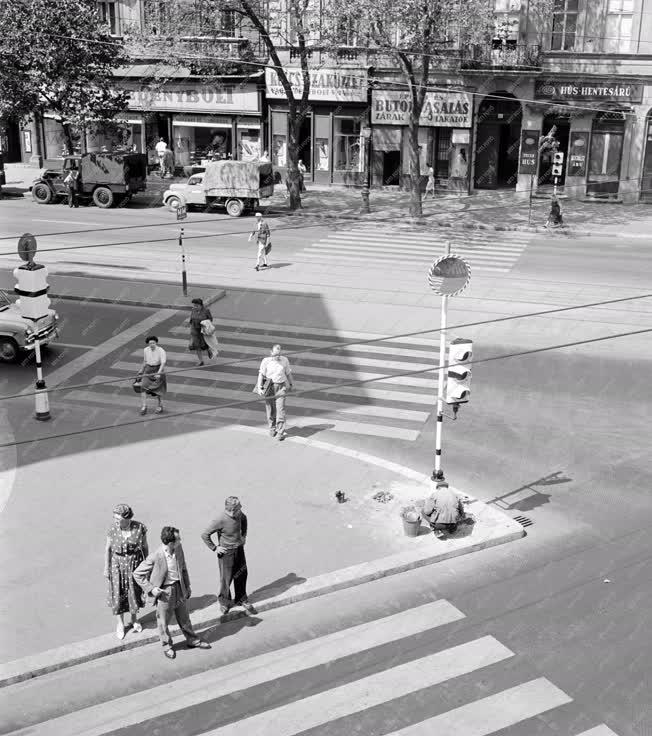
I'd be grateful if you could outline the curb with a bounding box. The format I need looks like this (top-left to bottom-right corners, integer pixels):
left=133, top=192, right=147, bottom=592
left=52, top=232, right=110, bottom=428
left=48, top=288, right=227, bottom=310
left=0, top=498, right=524, bottom=687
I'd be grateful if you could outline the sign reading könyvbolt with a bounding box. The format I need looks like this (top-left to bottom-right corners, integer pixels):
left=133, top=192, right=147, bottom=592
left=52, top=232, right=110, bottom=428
left=372, top=91, right=473, bottom=127
left=534, top=81, right=644, bottom=103
left=265, top=68, right=367, bottom=102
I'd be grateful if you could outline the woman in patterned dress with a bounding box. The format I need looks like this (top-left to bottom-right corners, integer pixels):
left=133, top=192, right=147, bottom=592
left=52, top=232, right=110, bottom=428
left=104, top=504, right=149, bottom=639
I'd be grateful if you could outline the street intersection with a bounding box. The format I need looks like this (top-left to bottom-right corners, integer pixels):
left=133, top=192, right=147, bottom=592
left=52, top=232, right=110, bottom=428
left=0, top=193, right=651, bottom=735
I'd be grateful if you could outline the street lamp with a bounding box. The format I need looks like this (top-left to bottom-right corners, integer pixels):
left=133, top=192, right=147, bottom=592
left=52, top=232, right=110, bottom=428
left=361, top=125, right=372, bottom=214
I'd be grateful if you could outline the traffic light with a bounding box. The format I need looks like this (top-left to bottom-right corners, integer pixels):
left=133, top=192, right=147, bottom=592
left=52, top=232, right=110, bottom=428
left=551, top=151, right=564, bottom=178
left=445, top=338, right=472, bottom=404
left=13, top=264, right=51, bottom=320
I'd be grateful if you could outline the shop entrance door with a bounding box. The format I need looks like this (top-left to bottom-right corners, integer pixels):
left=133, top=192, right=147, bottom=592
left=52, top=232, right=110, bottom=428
left=641, top=114, right=652, bottom=202
left=0, top=120, right=21, bottom=163
left=382, top=151, right=401, bottom=185
left=587, top=112, right=625, bottom=197
left=474, top=93, right=522, bottom=189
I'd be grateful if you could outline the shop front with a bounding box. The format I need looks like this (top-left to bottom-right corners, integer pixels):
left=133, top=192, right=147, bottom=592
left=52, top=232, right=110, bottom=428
left=124, top=81, right=262, bottom=171
left=265, top=67, right=368, bottom=185
left=474, top=91, right=523, bottom=190
left=531, top=80, right=644, bottom=199
left=371, top=88, right=473, bottom=192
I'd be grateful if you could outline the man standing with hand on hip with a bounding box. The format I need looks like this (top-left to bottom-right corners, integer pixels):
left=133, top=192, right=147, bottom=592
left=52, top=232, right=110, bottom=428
left=256, top=343, right=293, bottom=440
left=201, top=496, right=256, bottom=616
left=249, top=212, right=271, bottom=271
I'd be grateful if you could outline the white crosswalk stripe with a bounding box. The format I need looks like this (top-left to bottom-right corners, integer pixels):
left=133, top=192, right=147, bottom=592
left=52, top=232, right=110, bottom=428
left=301, top=227, right=534, bottom=273
left=6, top=600, right=620, bottom=736
left=64, top=317, right=440, bottom=441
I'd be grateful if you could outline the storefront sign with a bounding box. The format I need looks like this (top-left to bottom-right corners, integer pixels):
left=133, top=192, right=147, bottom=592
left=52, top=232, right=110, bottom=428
left=127, top=83, right=260, bottom=113
left=534, top=81, right=643, bottom=103
left=371, top=91, right=472, bottom=128
left=518, top=130, right=539, bottom=175
left=568, top=132, right=589, bottom=177
left=265, top=68, right=367, bottom=102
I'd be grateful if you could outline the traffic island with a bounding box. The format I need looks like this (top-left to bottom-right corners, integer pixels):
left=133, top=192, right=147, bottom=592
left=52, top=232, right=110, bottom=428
left=0, top=424, right=524, bottom=686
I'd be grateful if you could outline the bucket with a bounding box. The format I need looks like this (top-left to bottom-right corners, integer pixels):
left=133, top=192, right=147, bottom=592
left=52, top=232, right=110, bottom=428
left=402, top=517, right=421, bottom=537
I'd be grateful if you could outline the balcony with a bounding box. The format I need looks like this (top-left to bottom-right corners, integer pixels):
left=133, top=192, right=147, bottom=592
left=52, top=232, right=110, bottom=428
left=461, top=42, right=542, bottom=71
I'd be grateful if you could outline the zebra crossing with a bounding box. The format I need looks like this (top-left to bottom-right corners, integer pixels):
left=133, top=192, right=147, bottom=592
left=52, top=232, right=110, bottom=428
left=64, top=317, right=442, bottom=441
left=8, top=599, right=620, bottom=736
left=301, top=226, right=534, bottom=273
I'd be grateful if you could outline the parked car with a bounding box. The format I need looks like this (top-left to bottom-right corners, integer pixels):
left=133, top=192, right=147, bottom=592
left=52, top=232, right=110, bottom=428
left=31, top=152, right=147, bottom=208
left=0, top=289, right=59, bottom=363
left=163, top=161, right=275, bottom=217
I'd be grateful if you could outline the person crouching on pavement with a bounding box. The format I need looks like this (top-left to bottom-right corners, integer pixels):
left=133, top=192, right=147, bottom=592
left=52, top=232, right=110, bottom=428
left=200, top=496, right=257, bottom=616
left=422, top=480, right=466, bottom=538
left=546, top=196, right=563, bottom=228
left=133, top=526, right=211, bottom=659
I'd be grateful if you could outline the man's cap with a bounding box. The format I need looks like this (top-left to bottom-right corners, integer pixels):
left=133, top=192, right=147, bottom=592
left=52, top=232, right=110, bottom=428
left=255, top=212, right=263, bottom=217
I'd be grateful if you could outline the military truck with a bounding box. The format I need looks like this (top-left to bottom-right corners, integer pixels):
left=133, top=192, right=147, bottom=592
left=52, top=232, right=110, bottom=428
left=31, top=152, right=147, bottom=208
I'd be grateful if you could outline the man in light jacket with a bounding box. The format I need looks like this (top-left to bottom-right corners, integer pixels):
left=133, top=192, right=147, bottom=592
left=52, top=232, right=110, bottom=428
left=422, top=481, right=466, bottom=538
left=133, top=526, right=211, bottom=659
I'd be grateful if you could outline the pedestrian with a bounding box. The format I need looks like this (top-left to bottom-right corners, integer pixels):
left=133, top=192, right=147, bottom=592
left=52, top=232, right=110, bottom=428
left=422, top=480, right=466, bottom=539
left=424, top=165, right=435, bottom=199
left=133, top=526, right=211, bottom=659
left=136, top=335, right=167, bottom=415
left=255, top=343, right=294, bottom=440
left=248, top=212, right=271, bottom=271
left=163, top=146, right=175, bottom=178
left=188, top=297, right=214, bottom=366
left=259, top=150, right=270, bottom=162
left=201, top=496, right=256, bottom=616
left=104, top=504, right=149, bottom=640
left=155, top=137, right=167, bottom=175
left=298, top=159, right=307, bottom=192
left=64, top=168, right=79, bottom=208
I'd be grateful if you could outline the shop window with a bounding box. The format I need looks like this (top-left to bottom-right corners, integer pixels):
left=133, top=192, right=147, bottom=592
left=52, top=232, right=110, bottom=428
left=605, top=0, right=633, bottom=53
left=273, top=134, right=287, bottom=167
left=334, top=118, right=362, bottom=171
left=238, top=129, right=261, bottom=162
left=315, top=139, right=329, bottom=171
left=550, top=0, right=578, bottom=51
left=587, top=114, right=624, bottom=194
left=402, top=128, right=430, bottom=174
left=96, top=1, right=117, bottom=35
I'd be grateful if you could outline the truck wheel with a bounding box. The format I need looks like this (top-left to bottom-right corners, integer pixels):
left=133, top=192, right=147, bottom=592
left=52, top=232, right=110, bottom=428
left=93, top=187, right=114, bottom=208
left=32, top=183, right=53, bottom=204
left=0, top=338, right=19, bottom=363
left=166, top=195, right=182, bottom=212
left=225, top=198, right=244, bottom=217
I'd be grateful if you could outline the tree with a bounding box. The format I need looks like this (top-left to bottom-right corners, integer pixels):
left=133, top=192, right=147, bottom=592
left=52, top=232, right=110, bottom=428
left=0, top=0, right=130, bottom=155
left=327, top=0, right=498, bottom=217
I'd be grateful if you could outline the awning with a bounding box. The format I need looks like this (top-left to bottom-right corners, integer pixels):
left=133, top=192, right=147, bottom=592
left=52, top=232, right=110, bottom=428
left=113, top=64, right=191, bottom=79
left=373, top=127, right=402, bottom=152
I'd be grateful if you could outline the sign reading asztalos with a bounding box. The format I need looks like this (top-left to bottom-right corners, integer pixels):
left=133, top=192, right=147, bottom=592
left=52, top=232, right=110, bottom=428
left=265, top=68, right=367, bottom=102
left=372, top=91, right=472, bottom=128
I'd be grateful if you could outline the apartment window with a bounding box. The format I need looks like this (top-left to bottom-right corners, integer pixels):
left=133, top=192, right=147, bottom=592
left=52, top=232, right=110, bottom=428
left=144, top=0, right=171, bottom=34
left=551, top=0, right=578, bottom=51
left=337, top=16, right=359, bottom=46
left=494, top=0, right=520, bottom=40
left=97, top=1, right=117, bottom=35
left=605, top=0, right=633, bottom=53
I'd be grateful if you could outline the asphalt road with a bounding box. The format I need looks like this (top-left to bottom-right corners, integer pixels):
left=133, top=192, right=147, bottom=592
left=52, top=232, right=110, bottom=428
left=0, top=196, right=651, bottom=735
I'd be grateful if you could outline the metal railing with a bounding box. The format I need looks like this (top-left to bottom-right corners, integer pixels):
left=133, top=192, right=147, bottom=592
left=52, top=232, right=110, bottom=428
left=461, top=43, right=542, bottom=70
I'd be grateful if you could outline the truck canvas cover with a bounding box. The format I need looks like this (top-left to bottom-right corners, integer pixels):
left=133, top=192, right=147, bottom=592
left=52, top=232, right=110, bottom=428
left=203, top=161, right=274, bottom=198
left=81, top=153, right=147, bottom=187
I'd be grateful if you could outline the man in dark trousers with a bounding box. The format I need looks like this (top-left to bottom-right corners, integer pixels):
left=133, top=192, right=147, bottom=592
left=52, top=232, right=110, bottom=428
left=201, top=496, right=257, bottom=615
left=133, top=526, right=211, bottom=659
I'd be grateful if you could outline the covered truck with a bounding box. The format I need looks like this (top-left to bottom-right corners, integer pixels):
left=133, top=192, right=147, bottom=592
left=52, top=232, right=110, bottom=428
left=31, top=152, right=147, bottom=208
left=202, top=161, right=274, bottom=216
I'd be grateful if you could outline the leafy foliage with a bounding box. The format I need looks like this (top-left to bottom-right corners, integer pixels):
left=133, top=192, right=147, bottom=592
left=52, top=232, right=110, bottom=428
left=0, top=0, right=129, bottom=148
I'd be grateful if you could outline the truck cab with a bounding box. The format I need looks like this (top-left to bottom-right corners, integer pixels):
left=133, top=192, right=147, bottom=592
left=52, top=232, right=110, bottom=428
left=163, top=173, right=207, bottom=212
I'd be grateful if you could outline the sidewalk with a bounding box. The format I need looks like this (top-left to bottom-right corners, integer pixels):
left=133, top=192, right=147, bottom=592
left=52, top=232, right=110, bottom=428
left=3, top=163, right=651, bottom=238
left=0, top=417, right=523, bottom=685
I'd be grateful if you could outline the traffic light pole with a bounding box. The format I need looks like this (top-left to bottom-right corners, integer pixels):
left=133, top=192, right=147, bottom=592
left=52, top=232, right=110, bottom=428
left=179, top=227, right=188, bottom=296
left=433, top=291, right=448, bottom=481
left=33, top=338, right=51, bottom=421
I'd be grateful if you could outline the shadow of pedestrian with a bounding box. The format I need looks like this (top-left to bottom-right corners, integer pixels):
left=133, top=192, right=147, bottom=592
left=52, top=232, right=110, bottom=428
left=190, top=614, right=263, bottom=646
left=250, top=572, right=307, bottom=602
left=285, top=424, right=335, bottom=439
left=186, top=593, right=218, bottom=614
left=265, top=262, right=293, bottom=269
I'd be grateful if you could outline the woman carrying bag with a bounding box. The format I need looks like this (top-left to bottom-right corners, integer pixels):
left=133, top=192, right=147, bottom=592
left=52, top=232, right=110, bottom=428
left=135, top=336, right=167, bottom=415
left=188, top=297, right=215, bottom=366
